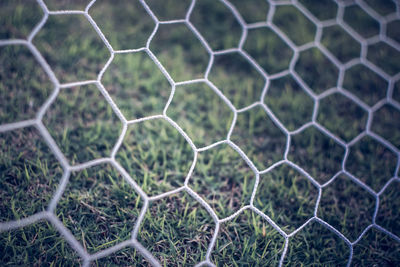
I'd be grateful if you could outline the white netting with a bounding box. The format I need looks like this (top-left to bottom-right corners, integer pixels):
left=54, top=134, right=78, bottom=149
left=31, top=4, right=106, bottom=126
left=0, top=0, right=400, bottom=266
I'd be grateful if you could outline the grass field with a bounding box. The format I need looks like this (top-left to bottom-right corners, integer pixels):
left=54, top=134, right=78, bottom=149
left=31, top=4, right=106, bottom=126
left=1, top=0, right=400, bottom=266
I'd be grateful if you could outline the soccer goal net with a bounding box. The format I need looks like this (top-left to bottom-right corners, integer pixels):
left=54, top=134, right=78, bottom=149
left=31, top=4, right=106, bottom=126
left=1, top=0, right=399, bottom=266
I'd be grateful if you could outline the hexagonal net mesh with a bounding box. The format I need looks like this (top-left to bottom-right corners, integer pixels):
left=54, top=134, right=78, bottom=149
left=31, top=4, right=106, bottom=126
left=1, top=0, right=400, bottom=266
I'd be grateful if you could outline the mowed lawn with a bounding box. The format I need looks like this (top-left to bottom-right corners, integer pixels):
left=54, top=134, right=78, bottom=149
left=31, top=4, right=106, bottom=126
left=1, top=0, right=400, bottom=266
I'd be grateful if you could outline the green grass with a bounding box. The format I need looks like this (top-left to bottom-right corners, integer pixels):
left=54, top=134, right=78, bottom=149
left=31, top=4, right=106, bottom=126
left=208, top=52, right=266, bottom=109
left=288, top=126, right=345, bottom=185
left=146, top=0, right=192, bottom=21
left=167, top=82, right=234, bottom=148
left=0, top=0, right=43, bottom=39
left=317, top=92, right=368, bottom=142
left=265, top=75, right=314, bottom=131
left=254, top=164, right=319, bottom=234
left=189, top=143, right=255, bottom=219
left=387, top=20, right=400, bottom=45
left=318, top=174, right=376, bottom=242
left=367, top=42, right=400, bottom=76
left=244, top=27, right=293, bottom=74
left=0, top=45, right=53, bottom=124
left=342, top=64, right=387, bottom=107
left=0, top=220, right=81, bottom=266
left=116, top=118, right=194, bottom=197
left=43, top=83, right=122, bottom=165
left=89, top=0, right=155, bottom=51
left=284, top=220, right=349, bottom=266
left=352, top=227, right=400, bottom=266
left=228, top=0, right=270, bottom=24
left=372, top=104, right=400, bottom=148
left=101, top=51, right=171, bottom=120
left=190, top=0, right=242, bottom=51
left=150, top=23, right=210, bottom=82
left=43, top=0, right=90, bottom=11
left=346, top=136, right=397, bottom=192
left=56, top=163, right=143, bottom=253
left=273, top=5, right=316, bottom=46
left=138, top=191, right=215, bottom=265
left=343, top=5, right=380, bottom=39
left=1, top=0, right=400, bottom=266
left=212, top=209, right=284, bottom=266
left=321, top=25, right=361, bottom=64
left=394, top=81, right=400, bottom=103
left=376, top=180, right=400, bottom=237
left=33, top=13, right=110, bottom=83
left=91, top=246, right=149, bottom=266
left=0, top=127, right=63, bottom=222
left=294, top=47, right=339, bottom=94
left=363, top=0, right=396, bottom=16
left=231, top=105, right=286, bottom=171
left=298, top=0, right=337, bottom=21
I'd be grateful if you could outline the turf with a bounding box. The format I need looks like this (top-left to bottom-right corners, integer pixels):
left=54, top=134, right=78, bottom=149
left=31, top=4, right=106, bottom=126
left=0, top=45, right=53, bottom=124
left=167, top=82, right=234, bottom=148
left=190, top=0, right=242, bottom=51
left=56, top=163, right=143, bottom=253
left=244, top=27, right=293, bottom=75
left=321, top=25, right=361, bottom=64
left=230, top=105, right=287, bottom=171
left=1, top=0, right=400, bottom=266
left=116, top=118, right=194, bottom=196
left=0, top=127, right=63, bottom=222
left=101, top=51, right=171, bottom=121
left=208, top=52, right=266, bottom=110
left=265, top=75, right=314, bottom=131
left=212, top=209, right=285, bottom=266
left=43, top=83, right=122, bottom=165
left=294, top=47, right=339, bottom=94
left=273, top=5, right=316, bottom=46
left=138, top=191, right=215, bottom=265
left=33, top=13, right=110, bottom=83
left=189, top=143, right=255, bottom=219
left=0, top=220, right=81, bottom=266
left=254, top=164, right=319, bottom=234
